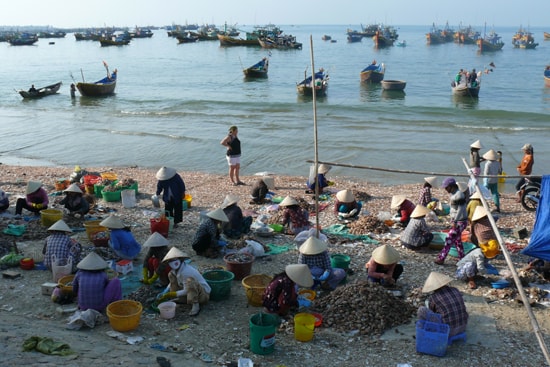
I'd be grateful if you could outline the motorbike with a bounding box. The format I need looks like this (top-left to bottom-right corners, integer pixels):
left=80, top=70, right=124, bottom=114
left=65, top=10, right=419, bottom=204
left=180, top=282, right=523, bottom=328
left=520, top=177, right=542, bottom=212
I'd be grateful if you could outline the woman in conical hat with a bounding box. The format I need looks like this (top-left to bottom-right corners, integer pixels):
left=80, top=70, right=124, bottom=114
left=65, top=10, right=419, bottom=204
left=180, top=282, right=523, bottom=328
left=470, top=206, right=498, bottom=248
left=141, top=232, right=171, bottom=286
left=466, top=190, right=483, bottom=222
left=298, top=237, right=346, bottom=290
left=482, top=149, right=501, bottom=213
left=418, top=271, right=469, bottom=337
left=60, top=183, right=89, bottom=217
left=469, top=139, right=483, bottom=177
left=365, top=244, right=403, bottom=286
left=100, top=215, right=142, bottom=260
left=263, top=264, right=313, bottom=316
left=334, top=189, right=362, bottom=220
left=306, top=164, right=332, bottom=193
left=280, top=196, right=311, bottom=235
left=222, top=194, right=253, bottom=239
left=390, top=195, right=415, bottom=227
left=155, top=167, right=186, bottom=225
left=43, top=219, right=82, bottom=273
left=417, top=177, right=438, bottom=207
left=191, top=208, right=228, bottom=258
left=73, top=252, right=122, bottom=312
left=15, top=180, right=49, bottom=216
left=400, top=205, right=434, bottom=250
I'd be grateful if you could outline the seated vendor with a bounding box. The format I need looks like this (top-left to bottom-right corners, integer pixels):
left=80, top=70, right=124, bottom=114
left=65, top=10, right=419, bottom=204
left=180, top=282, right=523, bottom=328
left=400, top=205, right=433, bottom=250
left=191, top=208, right=228, bottom=258
left=60, top=183, right=90, bottom=218
left=280, top=196, right=311, bottom=235
left=141, top=232, right=171, bottom=287
left=222, top=194, right=252, bottom=238
left=390, top=195, right=416, bottom=227
left=365, top=244, right=403, bottom=286
left=306, top=164, right=332, bottom=193
left=43, top=219, right=82, bottom=273
left=298, top=236, right=346, bottom=290
left=15, top=181, right=48, bottom=216
left=334, top=189, right=362, bottom=220
left=100, top=215, right=142, bottom=260
left=263, top=264, right=313, bottom=316
left=250, top=176, right=274, bottom=204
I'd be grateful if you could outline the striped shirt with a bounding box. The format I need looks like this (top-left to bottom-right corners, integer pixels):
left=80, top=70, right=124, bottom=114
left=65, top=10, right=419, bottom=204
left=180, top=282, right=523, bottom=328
left=429, top=286, right=469, bottom=336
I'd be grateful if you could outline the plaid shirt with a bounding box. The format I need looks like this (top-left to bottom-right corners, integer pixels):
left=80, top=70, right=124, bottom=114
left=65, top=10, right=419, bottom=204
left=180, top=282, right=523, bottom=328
left=73, top=270, right=109, bottom=311
left=471, top=217, right=496, bottom=245
left=43, top=233, right=81, bottom=272
left=298, top=251, right=331, bottom=273
left=417, top=187, right=432, bottom=207
left=429, top=286, right=469, bottom=336
left=400, top=218, right=431, bottom=248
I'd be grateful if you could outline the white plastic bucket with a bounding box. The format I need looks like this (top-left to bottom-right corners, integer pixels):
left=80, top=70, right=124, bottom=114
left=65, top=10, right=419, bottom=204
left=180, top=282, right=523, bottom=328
left=121, top=189, right=136, bottom=208
left=158, top=301, right=176, bottom=319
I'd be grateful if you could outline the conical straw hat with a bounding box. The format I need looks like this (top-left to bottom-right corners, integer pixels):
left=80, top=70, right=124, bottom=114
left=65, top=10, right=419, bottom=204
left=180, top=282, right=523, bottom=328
left=64, top=183, right=83, bottom=194
left=162, top=247, right=190, bottom=263
left=47, top=219, right=72, bottom=233
left=470, top=139, right=482, bottom=149
left=279, top=196, right=298, bottom=207
left=99, top=215, right=125, bottom=229
left=206, top=208, right=229, bottom=222
left=336, top=189, right=354, bottom=202
left=390, top=195, right=407, bottom=210
left=424, top=177, right=437, bottom=186
left=471, top=205, right=488, bottom=222
left=261, top=176, right=275, bottom=190
left=143, top=231, right=169, bottom=247
left=285, top=264, right=313, bottom=288
left=299, top=236, right=328, bottom=255
left=482, top=149, right=498, bottom=161
left=422, top=271, right=453, bottom=293
left=77, top=252, right=108, bottom=271
left=156, top=166, right=177, bottom=180
left=470, top=190, right=482, bottom=200
left=26, top=181, right=42, bottom=194
left=318, top=164, right=332, bottom=174
left=411, top=205, right=430, bottom=218
left=222, top=194, right=239, bottom=208
left=371, top=244, right=400, bottom=265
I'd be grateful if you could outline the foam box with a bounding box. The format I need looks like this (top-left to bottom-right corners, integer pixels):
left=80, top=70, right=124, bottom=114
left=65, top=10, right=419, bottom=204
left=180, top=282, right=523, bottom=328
left=116, top=259, right=133, bottom=275
left=41, top=282, right=58, bottom=295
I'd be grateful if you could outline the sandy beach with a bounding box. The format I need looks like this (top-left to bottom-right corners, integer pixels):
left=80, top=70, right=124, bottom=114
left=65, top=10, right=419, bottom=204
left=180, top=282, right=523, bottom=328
left=0, top=164, right=548, bottom=367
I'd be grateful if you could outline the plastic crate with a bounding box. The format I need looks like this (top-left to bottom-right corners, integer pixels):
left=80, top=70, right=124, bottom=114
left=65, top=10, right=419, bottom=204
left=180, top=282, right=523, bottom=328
left=102, top=189, right=122, bottom=202
left=416, top=320, right=449, bottom=357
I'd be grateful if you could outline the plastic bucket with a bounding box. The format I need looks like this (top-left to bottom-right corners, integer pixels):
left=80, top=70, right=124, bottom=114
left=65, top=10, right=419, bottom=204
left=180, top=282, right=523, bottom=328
left=184, top=194, right=192, bottom=208
left=41, top=209, right=63, bottom=227
left=223, top=253, right=255, bottom=281
left=158, top=301, right=176, bottom=320
left=150, top=217, right=169, bottom=238
left=249, top=313, right=279, bottom=355
left=330, top=254, right=351, bottom=269
left=121, top=189, right=136, bottom=208
left=203, top=270, right=235, bottom=301
left=294, top=312, right=316, bottom=342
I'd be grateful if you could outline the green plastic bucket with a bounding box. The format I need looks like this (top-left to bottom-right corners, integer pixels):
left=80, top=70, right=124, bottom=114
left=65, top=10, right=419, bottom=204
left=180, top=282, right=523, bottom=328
left=203, top=270, right=234, bottom=301
left=249, top=313, right=279, bottom=355
left=330, top=254, right=351, bottom=269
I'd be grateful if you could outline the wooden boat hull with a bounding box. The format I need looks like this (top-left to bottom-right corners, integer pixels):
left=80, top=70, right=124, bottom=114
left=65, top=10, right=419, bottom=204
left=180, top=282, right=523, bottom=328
left=296, top=84, right=327, bottom=97
left=545, top=32, right=550, bottom=40
left=77, top=71, right=117, bottom=97
left=18, top=82, right=62, bottom=99
left=258, top=38, right=302, bottom=49
left=243, top=58, right=269, bottom=78
left=218, top=34, right=259, bottom=46
left=381, top=80, right=406, bottom=91
left=477, top=39, right=504, bottom=52
left=99, top=38, right=130, bottom=46
left=360, top=70, right=384, bottom=83
left=452, top=83, right=480, bottom=97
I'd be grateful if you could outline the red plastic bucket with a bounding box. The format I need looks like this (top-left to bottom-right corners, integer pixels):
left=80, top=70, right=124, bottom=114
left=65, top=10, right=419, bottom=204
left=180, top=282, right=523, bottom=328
left=150, top=217, right=169, bottom=238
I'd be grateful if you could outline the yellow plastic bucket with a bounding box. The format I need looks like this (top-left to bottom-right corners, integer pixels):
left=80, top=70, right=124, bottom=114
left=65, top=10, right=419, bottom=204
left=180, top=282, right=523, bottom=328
left=294, top=312, right=316, bottom=342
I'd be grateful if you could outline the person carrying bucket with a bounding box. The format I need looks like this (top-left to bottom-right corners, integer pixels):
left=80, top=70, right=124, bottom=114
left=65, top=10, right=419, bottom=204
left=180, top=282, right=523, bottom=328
left=262, top=264, right=313, bottom=316
left=155, top=166, right=186, bottom=226
left=141, top=232, right=171, bottom=287
left=298, top=236, right=346, bottom=290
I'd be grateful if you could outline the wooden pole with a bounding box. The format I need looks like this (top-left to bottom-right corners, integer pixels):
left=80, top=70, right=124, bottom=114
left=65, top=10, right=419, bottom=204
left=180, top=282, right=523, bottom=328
left=309, top=35, right=320, bottom=237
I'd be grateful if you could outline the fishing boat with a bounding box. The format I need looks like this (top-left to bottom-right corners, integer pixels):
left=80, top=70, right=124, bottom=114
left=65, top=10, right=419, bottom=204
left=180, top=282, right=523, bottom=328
left=296, top=69, right=328, bottom=97
left=512, top=27, right=538, bottom=49
left=372, top=26, right=398, bottom=48
left=381, top=80, right=406, bottom=91
left=451, top=80, right=480, bottom=97
left=175, top=33, right=199, bottom=44
left=545, top=66, right=550, bottom=87
left=347, top=34, right=362, bottom=43
left=76, top=63, right=117, bottom=97
left=17, top=82, right=62, bottom=99
left=322, top=35, right=331, bottom=41
left=477, top=30, right=504, bottom=52
left=360, top=62, right=385, bottom=83
left=454, top=25, right=481, bottom=44
left=99, top=34, right=130, bottom=46
left=259, top=35, right=302, bottom=49
left=217, top=33, right=260, bottom=46
left=544, top=32, right=550, bottom=40
left=8, top=32, right=38, bottom=46
left=243, top=58, right=269, bottom=78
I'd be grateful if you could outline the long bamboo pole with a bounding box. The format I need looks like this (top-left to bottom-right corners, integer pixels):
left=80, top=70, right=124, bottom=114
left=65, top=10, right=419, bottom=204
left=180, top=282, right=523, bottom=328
left=309, top=35, right=320, bottom=238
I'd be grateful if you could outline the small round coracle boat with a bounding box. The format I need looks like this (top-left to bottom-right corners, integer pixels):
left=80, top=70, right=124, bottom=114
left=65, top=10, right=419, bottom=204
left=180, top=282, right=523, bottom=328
left=381, top=80, right=407, bottom=91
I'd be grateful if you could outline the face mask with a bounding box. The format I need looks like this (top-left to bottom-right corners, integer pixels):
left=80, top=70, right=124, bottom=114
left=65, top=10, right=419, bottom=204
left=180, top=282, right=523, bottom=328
left=169, top=259, right=181, bottom=269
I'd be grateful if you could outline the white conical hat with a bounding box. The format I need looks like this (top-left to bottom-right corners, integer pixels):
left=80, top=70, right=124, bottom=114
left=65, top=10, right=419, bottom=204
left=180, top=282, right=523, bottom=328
left=262, top=176, right=275, bottom=190
left=411, top=205, right=430, bottom=218
left=162, top=247, right=190, bottom=263
left=336, top=189, right=354, bottom=202
left=77, top=252, right=108, bottom=271
left=26, top=181, right=42, bottom=194
left=422, top=271, right=453, bottom=293
left=472, top=205, right=488, bottom=222
left=64, top=183, right=83, bottom=194
left=424, top=177, right=437, bottom=186
left=470, top=190, right=482, bottom=200
left=48, top=219, right=72, bottom=233
left=299, top=236, right=328, bottom=255
left=222, top=194, right=239, bottom=208
left=371, top=244, right=400, bottom=265
left=279, top=196, right=298, bottom=207
left=156, top=166, right=177, bottom=180
left=470, top=139, right=482, bottom=149
left=318, top=164, right=332, bottom=174
left=99, top=215, right=125, bottom=229
left=143, top=231, right=169, bottom=247
left=206, top=207, right=229, bottom=222
left=390, top=195, right=407, bottom=210
left=482, top=149, right=498, bottom=161
left=285, top=264, right=313, bottom=288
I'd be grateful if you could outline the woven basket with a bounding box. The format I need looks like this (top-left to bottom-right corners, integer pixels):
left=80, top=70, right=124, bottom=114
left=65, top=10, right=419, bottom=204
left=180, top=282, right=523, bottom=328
left=241, top=274, right=272, bottom=307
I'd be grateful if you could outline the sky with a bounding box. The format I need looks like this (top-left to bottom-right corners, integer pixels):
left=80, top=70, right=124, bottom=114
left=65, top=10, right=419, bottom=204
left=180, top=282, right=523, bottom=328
left=1, top=0, right=548, bottom=29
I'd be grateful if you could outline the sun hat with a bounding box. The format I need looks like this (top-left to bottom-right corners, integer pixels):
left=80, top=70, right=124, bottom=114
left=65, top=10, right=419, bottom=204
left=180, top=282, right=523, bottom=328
left=99, top=215, right=125, bottom=229
left=480, top=239, right=500, bottom=259
left=371, top=244, right=400, bottom=265
left=457, top=182, right=468, bottom=193
left=422, top=271, right=453, bottom=293
left=261, top=176, right=275, bottom=190
left=472, top=205, right=488, bottom=222
left=390, top=195, right=407, bottom=210
left=411, top=205, right=430, bottom=218
left=26, top=181, right=42, bottom=195
left=285, top=264, right=314, bottom=288
left=47, top=219, right=73, bottom=233
left=470, top=190, right=482, bottom=200
left=162, top=247, right=190, bottom=263
left=156, top=166, right=177, bottom=181
left=470, top=140, right=482, bottom=149
left=482, top=149, right=498, bottom=161
left=222, top=194, right=239, bottom=208
left=279, top=196, right=299, bottom=207
left=206, top=207, right=229, bottom=222
left=441, top=177, right=456, bottom=189
left=521, top=143, right=533, bottom=152
left=77, top=252, right=108, bottom=271
left=318, top=164, right=332, bottom=174
left=424, top=177, right=437, bottom=186
left=143, top=231, right=169, bottom=248
left=336, top=189, right=354, bottom=203
left=64, top=183, right=83, bottom=194
left=299, top=236, right=328, bottom=255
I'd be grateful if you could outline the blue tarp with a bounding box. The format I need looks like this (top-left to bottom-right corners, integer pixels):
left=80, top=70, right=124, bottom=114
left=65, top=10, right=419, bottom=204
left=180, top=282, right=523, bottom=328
left=521, top=175, right=550, bottom=260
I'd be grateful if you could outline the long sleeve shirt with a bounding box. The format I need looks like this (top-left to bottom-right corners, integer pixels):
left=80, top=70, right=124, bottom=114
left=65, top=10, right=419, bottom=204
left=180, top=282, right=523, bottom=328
left=26, top=187, right=49, bottom=207
left=156, top=174, right=186, bottom=204
left=517, top=153, right=534, bottom=175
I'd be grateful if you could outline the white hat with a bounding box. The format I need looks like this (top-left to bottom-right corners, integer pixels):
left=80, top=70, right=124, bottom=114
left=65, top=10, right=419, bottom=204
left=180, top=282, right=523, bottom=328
left=64, top=183, right=83, bottom=194
left=411, top=205, right=430, bottom=218
left=371, top=244, right=400, bottom=265
left=424, top=177, right=437, bottom=186
left=336, top=189, right=354, bottom=202
left=77, top=252, right=108, bottom=271
left=143, top=232, right=169, bottom=247
left=222, top=194, right=239, bottom=208
left=422, top=271, right=453, bottom=293
left=285, top=264, right=313, bottom=288
left=470, top=140, right=482, bottom=149
left=521, top=143, right=533, bottom=151
left=318, top=164, right=332, bottom=174
left=99, top=215, right=125, bottom=229
left=482, top=149, right=498, bottom=161
left=279, top=196, right=299, bottom=207
left=206, top=208, right=229, bottom=222
left=470, top=191, right=482, bottom=200
left=262, top=176, right=275, bottom=190
left=472, top=205, right=488, bottom=222
left=299, top=236, right=328, bottom=255
left=156, top=167, right=177, bottom=180
left=162, top=247, right=190, bottom=262
left=47, top=219, right=72, bottom=233
left=26, top=181, right=42, bottom=195
left=390, top=195, right=407, bottom=210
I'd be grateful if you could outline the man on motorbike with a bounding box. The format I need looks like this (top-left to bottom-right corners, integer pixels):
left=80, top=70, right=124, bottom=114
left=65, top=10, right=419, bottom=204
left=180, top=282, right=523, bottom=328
left=516, top=143, right=534, bottom=203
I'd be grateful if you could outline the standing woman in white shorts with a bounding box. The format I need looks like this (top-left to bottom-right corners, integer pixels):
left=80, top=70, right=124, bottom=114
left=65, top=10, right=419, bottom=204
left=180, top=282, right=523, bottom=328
left=220, top=125, right=244, bottom=186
